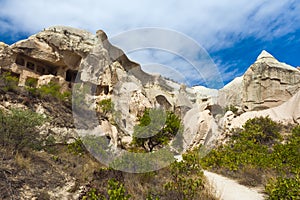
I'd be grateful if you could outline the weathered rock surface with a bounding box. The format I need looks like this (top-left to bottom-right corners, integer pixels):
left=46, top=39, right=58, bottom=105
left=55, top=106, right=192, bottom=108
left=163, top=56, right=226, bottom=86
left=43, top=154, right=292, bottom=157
left=219, top=50, right=300, bottom=112
left=1, top=26, right=299, bottom=155
left=218, top=76, right=243, bottom=107
left=243, top=50, right=300, bottom=111
left=1, top=26, right=215, bottom=152
left=227, top=90, right=300, bottom=129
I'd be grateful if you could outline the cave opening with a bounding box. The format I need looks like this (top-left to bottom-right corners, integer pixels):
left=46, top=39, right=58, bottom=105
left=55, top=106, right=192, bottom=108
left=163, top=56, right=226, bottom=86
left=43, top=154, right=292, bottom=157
left=66, top=69, right=78, bottom=82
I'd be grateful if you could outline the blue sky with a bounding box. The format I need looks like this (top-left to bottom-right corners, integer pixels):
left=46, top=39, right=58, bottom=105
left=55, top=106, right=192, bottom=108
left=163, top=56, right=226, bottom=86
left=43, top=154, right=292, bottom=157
left=0, top=0, right=299, bottom=88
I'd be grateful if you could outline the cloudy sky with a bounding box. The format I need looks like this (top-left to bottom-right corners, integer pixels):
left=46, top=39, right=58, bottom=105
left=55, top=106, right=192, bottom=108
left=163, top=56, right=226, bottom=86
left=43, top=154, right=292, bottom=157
left=0, top=0, right=299, bottom=88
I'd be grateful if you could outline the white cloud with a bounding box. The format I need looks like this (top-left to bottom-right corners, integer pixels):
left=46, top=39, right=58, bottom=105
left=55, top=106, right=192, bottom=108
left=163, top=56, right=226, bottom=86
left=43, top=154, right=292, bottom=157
left=0, top=0, right=299, bottom=87
left=1, top=0, right=299, bottom=47
left=110, top=28, right=224, bottom=87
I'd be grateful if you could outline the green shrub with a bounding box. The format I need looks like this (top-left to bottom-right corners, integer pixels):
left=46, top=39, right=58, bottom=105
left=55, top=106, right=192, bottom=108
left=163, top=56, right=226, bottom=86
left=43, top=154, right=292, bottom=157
left=82, top=179, right=131, bottom=200
left=239, top=116, right=282, bottom=145
left=107, top=178, right=131, bottom=200
left=35, top=81, right=71, bottom=101
left=201, top=117, right=283, bottom=171
left=25, top=77, right=38, bottom=88
left=132, top=108, right=182, bottom=152
left=164, top=150, right=204, bottom=200
left=98, top=99, right=114, bottom=115
left=265, top=175, right=300, bottom=200
left=0, top=108, right=45, bottom=151
left=0, top=72, right=19, bottom=92
left=109, top=148, right=174, bottom=173
left=82, top=188, right=104, bottom=200
left=68, top=139, right=85, bottom=155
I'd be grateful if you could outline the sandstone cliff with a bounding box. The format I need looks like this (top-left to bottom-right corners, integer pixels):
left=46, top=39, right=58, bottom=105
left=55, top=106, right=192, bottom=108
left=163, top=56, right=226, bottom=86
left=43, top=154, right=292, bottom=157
left=1, top=26, right=299, bottom=154
left=0, top=26, right=215, bottom=154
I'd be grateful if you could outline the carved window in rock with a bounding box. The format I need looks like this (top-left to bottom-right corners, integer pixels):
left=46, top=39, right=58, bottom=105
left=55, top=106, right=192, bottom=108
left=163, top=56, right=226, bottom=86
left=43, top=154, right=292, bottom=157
left=89, top=84, right=110, bottom=96
left=47, top=66, right=58, bottom=76
left=26, top=61, right=35, bottom=71
left=15, top=56, right=25, bottom=66
left=36, top=65, right=47, bottom=75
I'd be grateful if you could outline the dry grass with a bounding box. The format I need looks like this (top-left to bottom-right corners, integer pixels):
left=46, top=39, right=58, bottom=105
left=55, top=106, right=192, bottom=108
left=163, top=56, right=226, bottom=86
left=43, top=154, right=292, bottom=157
left=15, top=153, right=31, bottom=170
left=237, top=165, right=264, bottom=187
left=212, top=165, right=277, bottom=189
left=122, top=169, right=220, bottom=200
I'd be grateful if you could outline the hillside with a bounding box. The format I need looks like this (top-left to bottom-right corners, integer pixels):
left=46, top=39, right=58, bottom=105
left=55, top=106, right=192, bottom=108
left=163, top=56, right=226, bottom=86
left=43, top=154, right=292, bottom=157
left=0, top=26, right=299, bottom=199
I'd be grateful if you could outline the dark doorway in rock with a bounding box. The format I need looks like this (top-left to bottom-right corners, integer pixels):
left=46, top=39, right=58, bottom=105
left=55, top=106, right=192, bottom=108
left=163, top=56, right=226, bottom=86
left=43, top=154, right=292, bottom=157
left=66, top=69, right=78, bottom=82
left=47, top=65, right=58, bottom=76
left=36, top=65, right=47, bottom=75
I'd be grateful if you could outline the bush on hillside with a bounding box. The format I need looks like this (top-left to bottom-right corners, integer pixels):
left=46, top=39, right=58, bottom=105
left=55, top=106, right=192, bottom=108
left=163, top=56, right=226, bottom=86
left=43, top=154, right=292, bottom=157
left=0, top=108, right=45, bottom=151
left=0, top=72, right=19, bottom=92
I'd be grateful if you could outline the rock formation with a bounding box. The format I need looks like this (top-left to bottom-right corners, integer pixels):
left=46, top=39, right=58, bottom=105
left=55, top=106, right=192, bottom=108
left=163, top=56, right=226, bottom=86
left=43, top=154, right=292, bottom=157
left=243, top=50, right=300, bottom=111
left=219, top=50, right=300, bottom=112
left=1, top=26, right=299, bottom=154
left=223, top=89, right=300, bottom=132
left=218, top=76, right=243, bottom=108
left=0, top=26, right=213, bottom=153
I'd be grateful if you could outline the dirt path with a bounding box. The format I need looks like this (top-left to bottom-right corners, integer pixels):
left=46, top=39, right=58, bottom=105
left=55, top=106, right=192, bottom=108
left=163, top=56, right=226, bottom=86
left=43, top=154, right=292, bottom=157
left=204, top=171, right=265, bottom=200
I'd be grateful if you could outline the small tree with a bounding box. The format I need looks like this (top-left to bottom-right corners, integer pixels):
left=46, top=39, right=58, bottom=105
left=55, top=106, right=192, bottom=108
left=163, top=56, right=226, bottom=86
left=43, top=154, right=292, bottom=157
left=132, top=108, right=182, bottom=152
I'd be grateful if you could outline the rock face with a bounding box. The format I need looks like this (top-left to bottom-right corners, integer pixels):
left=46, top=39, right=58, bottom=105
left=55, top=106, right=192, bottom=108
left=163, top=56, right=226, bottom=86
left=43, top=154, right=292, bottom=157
left=243, top=50, right=300, bottom=111
left=219, top=50, right=300, bottom=111
left=225, top=90, right=300, bottom=130
left=1, top=26, right=215, bottom=153
left=1, top=26, right=299, bottom=155
left=218, top=76, right=243, bottom=107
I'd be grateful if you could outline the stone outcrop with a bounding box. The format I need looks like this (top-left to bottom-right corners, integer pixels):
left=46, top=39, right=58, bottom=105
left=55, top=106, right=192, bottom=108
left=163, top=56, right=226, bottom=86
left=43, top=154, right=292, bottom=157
left=224, top=90, right=300, bottom=130
left=219, top=50, right=300, bottom=111
left=243, top=50, right=300, bottom=111
left=1, top=26, right=213, bottom=152
left=1, top=26, right=299, bottom=154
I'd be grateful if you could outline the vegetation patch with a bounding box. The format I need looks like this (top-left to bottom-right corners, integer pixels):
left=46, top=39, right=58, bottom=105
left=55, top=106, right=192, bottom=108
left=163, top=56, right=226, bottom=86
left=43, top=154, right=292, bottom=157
left=0, top=72, right=19, bottom=92
left=200, top=116, right=300, bottom=199
left=0, top=108, right=45, bottom=152
left=131, top=108, right=183, bottom=152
